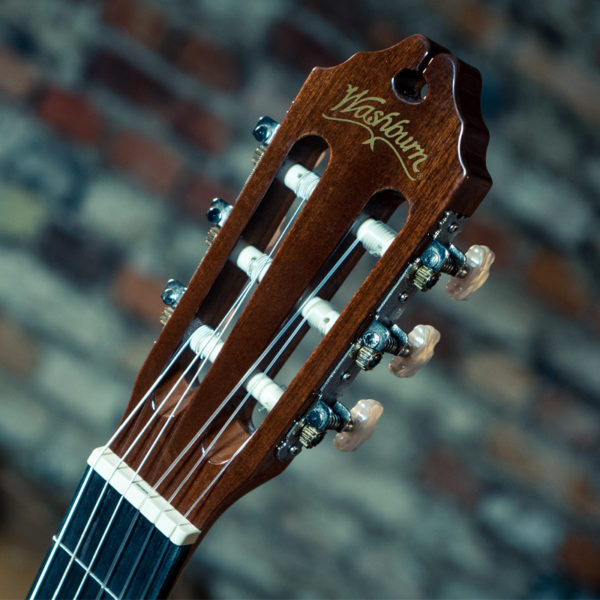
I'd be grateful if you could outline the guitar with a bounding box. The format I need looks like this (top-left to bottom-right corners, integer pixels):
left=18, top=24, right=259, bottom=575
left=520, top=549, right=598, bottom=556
left=29, top=34, right=493, bottom=599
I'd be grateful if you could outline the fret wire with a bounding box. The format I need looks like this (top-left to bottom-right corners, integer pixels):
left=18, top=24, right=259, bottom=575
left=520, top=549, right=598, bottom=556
left=66, top=189, right=312, bottom=597
left=54, top=256, right=259, bottom=598
left=29, top=337, right=194, bottom=600
left=44, top=269, right=252, bottom=597
left=51, top=537, right=119, bottom=600
left=40, top=148, right=342, bottom=598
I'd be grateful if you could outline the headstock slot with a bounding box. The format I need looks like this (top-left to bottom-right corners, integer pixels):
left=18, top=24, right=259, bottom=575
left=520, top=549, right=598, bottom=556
left=331, top=190, right=409, bottom=307
left=254, top=189, right=409, bottom=390
left=110, top=134, right=337, bottom=487
left=196, top=135, right=329, bottom=331
left=108, top=35, right=492, bottom=531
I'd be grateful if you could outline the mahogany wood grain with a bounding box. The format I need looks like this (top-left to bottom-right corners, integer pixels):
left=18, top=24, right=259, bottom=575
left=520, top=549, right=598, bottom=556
left=110, top=35, right=491, bottom=542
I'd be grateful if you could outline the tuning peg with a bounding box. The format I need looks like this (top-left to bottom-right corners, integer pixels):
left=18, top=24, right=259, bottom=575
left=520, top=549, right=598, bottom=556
left=333, top=399, right=383, bottom=452
left=252, top=116, right=280, bottom=163
left=159, top=279, right=187, bottom=325
left=445, top=245, right=495, bottom=301
left=252, top=116, right=280, bottom=144
left=205, top=198, right=234, bottom=246
left=389, top=324, right=440, bottom=378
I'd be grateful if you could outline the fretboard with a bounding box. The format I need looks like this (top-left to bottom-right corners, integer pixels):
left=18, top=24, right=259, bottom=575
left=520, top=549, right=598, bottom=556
left=28, top=450, right=198, bottom=600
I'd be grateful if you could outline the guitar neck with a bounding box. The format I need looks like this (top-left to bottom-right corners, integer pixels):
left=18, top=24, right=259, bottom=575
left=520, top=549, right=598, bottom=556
left=29, top=451, right=197, bottom=600
left=27, top=36, right=493, bottom=599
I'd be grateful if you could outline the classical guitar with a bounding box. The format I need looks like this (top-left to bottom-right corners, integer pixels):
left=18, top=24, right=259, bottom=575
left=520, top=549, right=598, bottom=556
left=29, top=35, right=493, bottom=599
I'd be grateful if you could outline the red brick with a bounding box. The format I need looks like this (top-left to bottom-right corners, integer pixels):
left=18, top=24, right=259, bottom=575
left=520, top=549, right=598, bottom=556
left=525, top=248, right=588, bottom=317
left=38, top=219, right=121, bottom=285
left=460, top=351, right=535, bottom=409
left=559, top=534, right=600, bottom=591
left=425, top=0, right=505, bottom=45
left=456, top=218, right=515, bottom=270
left=420, top=447, right=482, bottom=507
left=170, top=102, right=229, bottom=154
left=269, top=21, right=343, bottom=74
left=89, top=50, right=173, bottom=111
left=299, top=0, right=367, bottom=37
left=109, top=130, right=184, bottom=195
left=169, top=33, right=240, bottom=91
left=366, top=21, right=406, bottom=51
left=103, top=0, right=168, bottom=50
left=0, top=314, right=39, bottom=376
left=486, top=423, right=600, bottom=515
left=0, top=47, right=38, bottom=99
left=179, top=174, right=236, bottom=220
left=534, top=385, right=600, bottom=451
left=89, top=50, right=227, bottom=152
left=513, top=38, right=600, bottom=127
left=567, top=476, right=600, bottom=521
left=113, top=265, right=164, bottom=326
left=36, top=87, right=104, bottom=144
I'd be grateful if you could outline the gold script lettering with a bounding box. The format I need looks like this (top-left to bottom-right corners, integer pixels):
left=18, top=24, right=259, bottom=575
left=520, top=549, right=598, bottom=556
left=322, top=84, right=428, bottom=180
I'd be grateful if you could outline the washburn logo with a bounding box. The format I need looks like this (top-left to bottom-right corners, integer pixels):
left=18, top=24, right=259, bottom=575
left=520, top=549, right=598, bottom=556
left=322, top=84, right=428, bottom=180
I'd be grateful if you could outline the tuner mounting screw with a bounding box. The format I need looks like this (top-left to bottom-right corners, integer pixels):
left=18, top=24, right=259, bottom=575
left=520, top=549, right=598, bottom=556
left=363, top=331, right=382, bottom=349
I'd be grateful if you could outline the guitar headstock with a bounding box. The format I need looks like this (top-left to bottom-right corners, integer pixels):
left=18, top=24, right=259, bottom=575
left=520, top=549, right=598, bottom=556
left=107, top=34, right=492, bottom=537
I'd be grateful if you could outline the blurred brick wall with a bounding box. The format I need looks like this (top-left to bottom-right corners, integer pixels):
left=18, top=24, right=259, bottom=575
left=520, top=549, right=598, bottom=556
left=0, top=0, right=599, bottom=598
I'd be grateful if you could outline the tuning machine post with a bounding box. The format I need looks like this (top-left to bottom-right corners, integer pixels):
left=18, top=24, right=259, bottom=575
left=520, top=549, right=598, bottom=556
left=205, top=197, right=233, bottom=246
left=276, top=398, right=352, bottom=460
left=351, top=320, right=408, bottom=371
left=350, top=319, right=441, bottom=378
left=412, top=240, right=494, bottom=300
left=159, top=279, right=187, bottom=325
left=252, top=116, right=280, bottom=163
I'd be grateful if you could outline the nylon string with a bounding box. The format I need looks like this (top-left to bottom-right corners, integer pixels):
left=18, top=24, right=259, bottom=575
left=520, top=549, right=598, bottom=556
left=48, top=187, right=311, bottom=599
left=108, top=236, right=360, bottom=596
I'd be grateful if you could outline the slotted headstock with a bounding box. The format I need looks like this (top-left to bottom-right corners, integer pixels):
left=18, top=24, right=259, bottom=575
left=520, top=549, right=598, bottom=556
left=109, top=35, right=491, bottom=537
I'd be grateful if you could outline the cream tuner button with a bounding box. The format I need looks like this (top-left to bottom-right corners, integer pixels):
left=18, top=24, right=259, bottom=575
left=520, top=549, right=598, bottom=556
left=389, top=324, right=440, bottom=378
left=446, top=245, right=495, bottom=301
left=333, top=399, right=383, bottom=452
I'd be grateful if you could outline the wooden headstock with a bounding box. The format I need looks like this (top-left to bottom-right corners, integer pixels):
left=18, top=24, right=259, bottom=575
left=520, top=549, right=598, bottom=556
left=108, top=34, right=491, bottom=538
